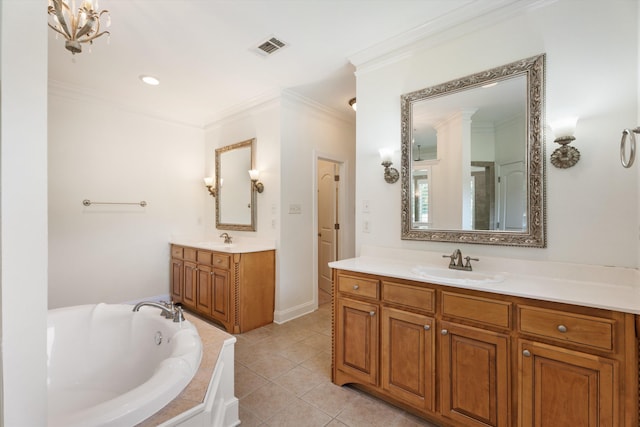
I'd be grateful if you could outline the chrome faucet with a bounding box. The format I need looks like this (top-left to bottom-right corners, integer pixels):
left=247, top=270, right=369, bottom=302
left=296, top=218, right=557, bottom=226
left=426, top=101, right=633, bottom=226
left=132, top=301, right=185, bottom=323
left=219, top=232, right=232, bottom=244
left=442, top=249, right=479, bottom=271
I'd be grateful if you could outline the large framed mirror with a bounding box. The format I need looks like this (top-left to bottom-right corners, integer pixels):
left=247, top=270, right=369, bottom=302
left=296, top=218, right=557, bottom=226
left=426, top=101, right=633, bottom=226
left=401, top=54, right=545, bottom=247
left=215, top=138, right=257, bottom=231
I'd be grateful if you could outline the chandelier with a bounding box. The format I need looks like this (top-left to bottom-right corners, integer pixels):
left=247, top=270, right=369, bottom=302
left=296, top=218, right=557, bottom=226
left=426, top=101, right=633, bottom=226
left=47, top=0, right=111, bottom=55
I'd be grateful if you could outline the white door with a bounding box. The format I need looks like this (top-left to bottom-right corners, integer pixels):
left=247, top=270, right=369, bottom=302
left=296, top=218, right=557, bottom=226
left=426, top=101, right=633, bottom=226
left=318, top=160, right=339, bottom=295
left=498, top=161, right=526, bottom=231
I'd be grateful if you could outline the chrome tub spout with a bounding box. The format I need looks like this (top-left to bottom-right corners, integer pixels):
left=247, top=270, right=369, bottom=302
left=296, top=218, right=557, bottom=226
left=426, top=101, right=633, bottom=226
left=132, top=301, right=185, bottom=323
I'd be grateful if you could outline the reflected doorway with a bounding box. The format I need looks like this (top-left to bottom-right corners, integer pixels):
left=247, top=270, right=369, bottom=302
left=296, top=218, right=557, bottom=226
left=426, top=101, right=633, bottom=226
left=317, top=159, right=340, bottom=305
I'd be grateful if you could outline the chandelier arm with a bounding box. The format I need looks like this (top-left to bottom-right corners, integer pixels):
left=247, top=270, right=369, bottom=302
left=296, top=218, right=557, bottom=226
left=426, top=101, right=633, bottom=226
left=78, top=30, right=110, bottom=44
left=75, top=15, right=97, bottom=39
left=49, top=0, right=73, bottom=40
left=47, top=22, right=72, bottom=40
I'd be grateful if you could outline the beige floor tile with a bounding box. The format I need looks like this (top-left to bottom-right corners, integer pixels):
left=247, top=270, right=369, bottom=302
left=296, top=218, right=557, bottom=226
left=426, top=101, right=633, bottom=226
left=301, top=332, right=332, bottom=350
left=238, top=405, right=264, bottom=427
left=265, top=397, right=332, bottom=427
left=300, top=350, right=332, bottom=376
left=235, top=363, right=269, bottom=399
left=337, top=393, right=403, bottom=427
left=272, top=365, right=326, bottom=397
left=301, top=382, right=364, bottom=418
left=245, top=352, right=297, bottom=380
left=240, top=382, right=296, bottom=420
left=277, top=341, right=322, bottom=364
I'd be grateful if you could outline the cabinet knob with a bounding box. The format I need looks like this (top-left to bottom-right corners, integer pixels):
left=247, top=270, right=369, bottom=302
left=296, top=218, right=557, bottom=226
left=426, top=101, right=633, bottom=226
left=424, top=325, right=431, bottom=331
left=369, top=311, right=375, bottom=317
left=557, top=325, right=568, bottom=333
left=441, top=329, right=448, bottom=335
left=353, top=284, right=360, bottom=290
left=523, top=349, right=531, bottom=357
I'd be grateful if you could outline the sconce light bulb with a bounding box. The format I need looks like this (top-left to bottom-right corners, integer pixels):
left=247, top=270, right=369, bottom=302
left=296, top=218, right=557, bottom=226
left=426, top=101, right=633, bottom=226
left=248, top=169, right=260, bottom=181
left=550, top=117, right=578, bottom=139
left=379, top=148, right=393, bottom=164
left=204, top=177, right=214, bottom=187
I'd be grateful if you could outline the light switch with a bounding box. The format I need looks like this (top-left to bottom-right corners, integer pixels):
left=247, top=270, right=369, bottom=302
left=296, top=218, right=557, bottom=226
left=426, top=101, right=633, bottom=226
left=289, top=204, right=302, bottom=214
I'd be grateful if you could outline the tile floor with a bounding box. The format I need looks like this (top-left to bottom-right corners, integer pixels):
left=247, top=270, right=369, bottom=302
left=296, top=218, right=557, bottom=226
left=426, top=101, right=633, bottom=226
left=233, top=295, right=439, bottom=427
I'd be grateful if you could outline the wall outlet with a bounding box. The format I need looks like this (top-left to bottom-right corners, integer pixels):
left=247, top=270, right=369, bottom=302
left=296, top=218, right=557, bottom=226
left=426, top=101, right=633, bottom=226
left=362, top=200, right=370, bottom=213
left=363, top=219, right=371, bottom=233
left=289, top=203, right=302, bottom=214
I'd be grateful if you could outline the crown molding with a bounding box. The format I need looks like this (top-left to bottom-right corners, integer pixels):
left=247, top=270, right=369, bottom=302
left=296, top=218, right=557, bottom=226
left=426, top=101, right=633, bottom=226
left=350, top=0, right=557, bottom=74
left=48, top=79, right=204, bottom=129
left=203, top=88, right=283, bottom=128
left=282, top=90, right=355, bottom=125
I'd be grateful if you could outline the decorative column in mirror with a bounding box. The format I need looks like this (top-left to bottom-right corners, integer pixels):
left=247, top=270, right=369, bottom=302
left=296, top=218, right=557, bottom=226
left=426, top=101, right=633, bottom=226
left=400, top=54, right=546, bottom=247
left=215, top=138, right=257, bottom=231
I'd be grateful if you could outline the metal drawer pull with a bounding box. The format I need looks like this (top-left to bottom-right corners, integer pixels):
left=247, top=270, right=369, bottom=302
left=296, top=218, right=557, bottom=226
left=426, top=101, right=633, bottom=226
left=557, top=325, right=568, bottom=333
left=353, top=284, right=359, bottom=290
left=424, top=325, right=430, bottom=331
left=441, top=329, right=448, bottom=335
left=369, top=311, right=375, bottom=316
left=523, top=349, right=531, bottom=357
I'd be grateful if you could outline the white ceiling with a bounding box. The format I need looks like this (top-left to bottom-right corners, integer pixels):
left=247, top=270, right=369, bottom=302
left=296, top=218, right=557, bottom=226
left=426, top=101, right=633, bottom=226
left=47, top=0, right=523, bottom=128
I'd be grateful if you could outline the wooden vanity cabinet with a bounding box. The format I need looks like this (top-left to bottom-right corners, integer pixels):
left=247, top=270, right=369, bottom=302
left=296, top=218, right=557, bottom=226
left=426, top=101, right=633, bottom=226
left=170, top=244, right=275, bottom=333
left=332, top=269, right=639, bottom=427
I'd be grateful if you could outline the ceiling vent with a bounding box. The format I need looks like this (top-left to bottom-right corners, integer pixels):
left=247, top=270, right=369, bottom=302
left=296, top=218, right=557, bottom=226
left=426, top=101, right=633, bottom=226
left=253, top=36, right=288, bottom=57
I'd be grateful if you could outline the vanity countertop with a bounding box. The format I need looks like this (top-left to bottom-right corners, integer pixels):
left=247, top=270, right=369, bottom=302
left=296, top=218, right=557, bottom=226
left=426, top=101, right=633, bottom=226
left=170, top=236, right=276, bottom=254
left=329, top=246, right=640, bottom=315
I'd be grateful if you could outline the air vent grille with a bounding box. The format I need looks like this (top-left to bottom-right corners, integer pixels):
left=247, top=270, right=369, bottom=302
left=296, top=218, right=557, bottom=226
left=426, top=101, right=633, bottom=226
left=254, top=36, right=287, bottom=56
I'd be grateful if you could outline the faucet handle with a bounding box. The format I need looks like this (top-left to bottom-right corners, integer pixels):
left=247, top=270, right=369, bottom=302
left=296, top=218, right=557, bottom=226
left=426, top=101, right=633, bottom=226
left=464, top=256, right=479, bottom=268
left=442, top=253, right=456, bottom=266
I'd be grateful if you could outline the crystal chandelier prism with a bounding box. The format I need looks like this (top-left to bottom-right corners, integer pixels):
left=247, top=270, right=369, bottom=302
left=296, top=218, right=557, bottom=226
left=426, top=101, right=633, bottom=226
left=47, top=0, right=111, bottom=55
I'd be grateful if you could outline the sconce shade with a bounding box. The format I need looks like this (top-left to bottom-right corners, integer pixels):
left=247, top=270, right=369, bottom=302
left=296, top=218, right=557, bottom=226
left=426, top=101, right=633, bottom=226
left=550, top=117, right=578, bottom=140
left=204, top=177, right=214, bottom=186
left=379, top=148, right=393, bottom=163
left=248, top=169, right=260, bottom=180
left=349, top=98, right=357, bottom=111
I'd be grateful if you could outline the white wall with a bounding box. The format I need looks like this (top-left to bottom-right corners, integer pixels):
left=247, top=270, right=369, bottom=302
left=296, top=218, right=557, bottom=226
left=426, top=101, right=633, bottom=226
left=48, top=89, right=205, bottom=308
left=205, top=92, right=355, bottom=322
left=356, top=1, right=639, bottom=268
left=0, top=1, right=48, bottom=424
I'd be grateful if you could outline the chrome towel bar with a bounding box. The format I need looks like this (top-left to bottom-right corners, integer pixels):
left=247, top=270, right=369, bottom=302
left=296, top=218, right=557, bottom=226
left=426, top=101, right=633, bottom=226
left=82, top=199, right=147, bottom=207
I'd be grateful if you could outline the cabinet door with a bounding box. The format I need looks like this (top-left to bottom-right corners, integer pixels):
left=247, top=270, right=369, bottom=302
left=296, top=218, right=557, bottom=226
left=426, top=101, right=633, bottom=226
left=182, top=261, right=197, bottom=308
left=196, top=264, right=213, bottom=315
left=518, top=339, right=617, bottom=427
left=170, top=258, right=183, bottom=302
left=335, top=298, right=378, bottom=386
left=211, top=268, right=230, bottom=323
left=381, top=307, right=435, bottom=412
left=440, top=321, right=509, bottom=427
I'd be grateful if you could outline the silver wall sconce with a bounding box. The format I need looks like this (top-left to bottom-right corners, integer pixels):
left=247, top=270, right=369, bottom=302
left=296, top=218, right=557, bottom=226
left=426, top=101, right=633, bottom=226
left=248, top=169, right=264, bottom=193
left=550, top=117, right=579, bottom=168
left=203, top=177, right=217, bottom=197
left=379, top=148, right=399, bottom=183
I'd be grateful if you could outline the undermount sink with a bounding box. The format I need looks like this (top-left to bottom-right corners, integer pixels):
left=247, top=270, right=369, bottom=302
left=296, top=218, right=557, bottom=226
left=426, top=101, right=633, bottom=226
left=411, top=266, right=505, bottom=285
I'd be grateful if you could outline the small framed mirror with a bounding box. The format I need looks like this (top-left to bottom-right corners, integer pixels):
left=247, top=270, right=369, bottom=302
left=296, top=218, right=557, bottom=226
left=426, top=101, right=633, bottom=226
left=401, top=54, right=545, bottom=247
left=215, top=138, right=257, bottom=231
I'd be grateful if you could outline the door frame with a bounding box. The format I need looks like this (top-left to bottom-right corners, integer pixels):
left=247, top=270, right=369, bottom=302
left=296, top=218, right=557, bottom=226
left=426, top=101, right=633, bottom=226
left=312, top=150, right=348, bottom=309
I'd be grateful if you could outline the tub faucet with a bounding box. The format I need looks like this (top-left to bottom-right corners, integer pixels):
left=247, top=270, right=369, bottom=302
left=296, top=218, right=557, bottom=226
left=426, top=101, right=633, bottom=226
left=132, top=301, right=185, bottom=323
left=219, top=232, right=232, bottom=244
left=442, top=249, right=479, bottom=271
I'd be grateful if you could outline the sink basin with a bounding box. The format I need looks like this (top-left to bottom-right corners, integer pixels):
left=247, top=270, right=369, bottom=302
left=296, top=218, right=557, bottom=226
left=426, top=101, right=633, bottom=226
left=411, top=266, right=505, bottom=285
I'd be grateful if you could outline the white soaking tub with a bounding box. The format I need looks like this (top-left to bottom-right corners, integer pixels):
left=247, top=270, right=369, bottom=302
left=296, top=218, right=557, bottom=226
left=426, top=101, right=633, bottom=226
left=47, top=303, right=202, bottom=427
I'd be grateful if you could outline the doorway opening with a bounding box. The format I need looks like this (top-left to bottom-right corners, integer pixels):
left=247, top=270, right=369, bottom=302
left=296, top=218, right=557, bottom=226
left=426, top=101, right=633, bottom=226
left=317, top=159, right=341, bottom=306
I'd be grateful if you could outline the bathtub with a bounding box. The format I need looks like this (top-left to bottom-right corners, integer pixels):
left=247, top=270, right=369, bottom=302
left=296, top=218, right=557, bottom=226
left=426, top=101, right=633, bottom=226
left=47, top=303, right=203, bottom=427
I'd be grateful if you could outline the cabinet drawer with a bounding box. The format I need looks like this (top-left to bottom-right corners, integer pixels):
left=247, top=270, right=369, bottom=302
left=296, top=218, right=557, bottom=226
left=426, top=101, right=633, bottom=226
left=171, top=245, right=183, bottom=258
left=518, top=306, right=614, bottom=351
left=197, top=250, right=212, bottom=264
left=382, top=281, right=435, bottom=313
left=338, top=274, right=379, bottom=300
left=441, top=291, right=511, bottom=329
left=183, top=247, right=197, bottom=262
left=212, top=253, right=231, bottom=270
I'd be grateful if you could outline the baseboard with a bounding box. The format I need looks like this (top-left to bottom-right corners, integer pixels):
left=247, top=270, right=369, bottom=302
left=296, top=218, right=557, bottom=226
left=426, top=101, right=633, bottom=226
left=273, top=300, right=317, bottom=324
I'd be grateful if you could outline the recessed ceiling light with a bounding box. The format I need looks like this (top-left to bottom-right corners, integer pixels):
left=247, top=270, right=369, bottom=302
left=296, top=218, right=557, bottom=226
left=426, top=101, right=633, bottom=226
left=139, top=75, right=160, bottom=86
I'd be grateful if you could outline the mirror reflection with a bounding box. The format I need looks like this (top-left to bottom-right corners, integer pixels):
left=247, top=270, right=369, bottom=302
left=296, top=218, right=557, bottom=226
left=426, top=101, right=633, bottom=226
left=401, top=54, right=545, bottom=247
left=215, top=138, right=256, bottom=231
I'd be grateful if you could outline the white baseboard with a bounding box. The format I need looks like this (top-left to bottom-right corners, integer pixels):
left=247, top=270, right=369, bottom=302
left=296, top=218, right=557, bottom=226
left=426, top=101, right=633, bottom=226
left=273, top=300, right=317, bottom=324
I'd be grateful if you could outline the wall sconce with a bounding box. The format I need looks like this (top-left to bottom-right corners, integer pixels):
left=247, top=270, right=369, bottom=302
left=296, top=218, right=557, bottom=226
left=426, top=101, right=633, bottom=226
left=349, top=98, right=357, bottom=111
left=550, top=117, right=580, bottom=168
left=248, top=169, right=264, bottom=193
left=203, top=177, right=217, bottom=197
left=379, top=148, right=399, bottom=183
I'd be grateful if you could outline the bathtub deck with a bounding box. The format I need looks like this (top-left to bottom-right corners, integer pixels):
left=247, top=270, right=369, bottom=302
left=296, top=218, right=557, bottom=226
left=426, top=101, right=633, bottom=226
left=135, top=311, right=233, bottom=426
